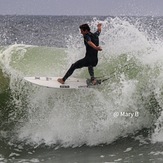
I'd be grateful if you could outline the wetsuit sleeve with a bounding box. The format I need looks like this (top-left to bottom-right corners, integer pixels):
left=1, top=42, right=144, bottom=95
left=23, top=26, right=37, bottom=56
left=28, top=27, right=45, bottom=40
left=94, top=31, right=100, bottom=36
left=84, top=34, right=91, bottom=42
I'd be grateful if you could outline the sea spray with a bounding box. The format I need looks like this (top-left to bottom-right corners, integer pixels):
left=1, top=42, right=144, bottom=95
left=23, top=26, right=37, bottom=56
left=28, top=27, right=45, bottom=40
left=0, top=17, right=162, bottom=147
left=14, top=18, right=161, bottom=147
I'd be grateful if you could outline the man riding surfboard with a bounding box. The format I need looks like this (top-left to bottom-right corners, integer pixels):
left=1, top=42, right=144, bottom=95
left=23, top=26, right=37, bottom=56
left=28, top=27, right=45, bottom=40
left=58, top=23, right=102, bottom=85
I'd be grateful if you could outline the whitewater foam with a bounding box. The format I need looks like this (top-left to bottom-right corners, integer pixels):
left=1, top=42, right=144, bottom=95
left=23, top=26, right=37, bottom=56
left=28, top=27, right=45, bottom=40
left=0, top=17, right=163, bottom=147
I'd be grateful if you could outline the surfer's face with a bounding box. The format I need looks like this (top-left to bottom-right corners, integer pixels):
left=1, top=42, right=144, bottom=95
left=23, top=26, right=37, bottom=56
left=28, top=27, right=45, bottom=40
left=80, top=29, right=88, bottom=36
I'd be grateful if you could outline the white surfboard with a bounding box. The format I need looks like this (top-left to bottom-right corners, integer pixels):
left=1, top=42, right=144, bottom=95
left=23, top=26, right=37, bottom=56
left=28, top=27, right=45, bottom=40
left=24, top=77, right=89, bottom=89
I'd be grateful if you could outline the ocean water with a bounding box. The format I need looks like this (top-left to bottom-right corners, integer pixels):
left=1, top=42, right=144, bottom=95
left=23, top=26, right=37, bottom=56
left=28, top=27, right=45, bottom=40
left=0, top=15, right=163, bottom=163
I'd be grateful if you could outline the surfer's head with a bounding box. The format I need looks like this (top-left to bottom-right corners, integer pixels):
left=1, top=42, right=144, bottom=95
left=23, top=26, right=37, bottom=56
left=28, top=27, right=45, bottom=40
left=79, top=24, right=90, bottom=35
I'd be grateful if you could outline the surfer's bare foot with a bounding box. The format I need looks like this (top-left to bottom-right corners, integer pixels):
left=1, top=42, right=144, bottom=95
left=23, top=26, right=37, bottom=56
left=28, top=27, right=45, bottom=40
left=92, top=79, right=101, bottom=85
left=92, top=79, right=97, bottom=85
left=57, top=78, right=65, bottom=84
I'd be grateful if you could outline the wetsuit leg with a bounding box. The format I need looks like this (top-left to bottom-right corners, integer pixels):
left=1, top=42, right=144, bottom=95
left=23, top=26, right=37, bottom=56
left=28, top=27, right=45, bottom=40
left=62, top=58, right=88, bottom=81
left=88, top=66, right=95, bottom=80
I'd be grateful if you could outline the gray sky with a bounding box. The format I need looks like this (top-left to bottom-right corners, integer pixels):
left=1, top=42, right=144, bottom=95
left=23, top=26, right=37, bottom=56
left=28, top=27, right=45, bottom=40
left=0, top=0, right=163, bottom=16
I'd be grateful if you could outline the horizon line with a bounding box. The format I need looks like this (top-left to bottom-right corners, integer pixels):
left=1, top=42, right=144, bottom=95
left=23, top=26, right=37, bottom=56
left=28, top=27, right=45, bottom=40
left=0, top=14, right=162, bottom=17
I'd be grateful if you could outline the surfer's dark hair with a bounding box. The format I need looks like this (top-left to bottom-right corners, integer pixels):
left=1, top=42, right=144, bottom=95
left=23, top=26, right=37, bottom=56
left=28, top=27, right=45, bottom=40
left=79, top=24, right=90, bottom=31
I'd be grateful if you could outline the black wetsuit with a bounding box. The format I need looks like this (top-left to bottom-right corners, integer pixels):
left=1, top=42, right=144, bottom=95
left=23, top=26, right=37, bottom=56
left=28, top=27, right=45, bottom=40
left=62, top=31, right=100, bottom=82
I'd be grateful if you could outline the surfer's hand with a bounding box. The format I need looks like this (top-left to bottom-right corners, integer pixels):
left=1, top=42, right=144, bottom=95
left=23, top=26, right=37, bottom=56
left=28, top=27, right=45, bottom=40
left=96, top=46, right=102, bottom=51
left=97, top=23, right=102, bottom=28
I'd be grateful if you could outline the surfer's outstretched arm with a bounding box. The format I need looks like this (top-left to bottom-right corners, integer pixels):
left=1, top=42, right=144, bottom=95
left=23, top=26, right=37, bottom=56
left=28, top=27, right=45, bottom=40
left=97, top=23, right=102, bottom=33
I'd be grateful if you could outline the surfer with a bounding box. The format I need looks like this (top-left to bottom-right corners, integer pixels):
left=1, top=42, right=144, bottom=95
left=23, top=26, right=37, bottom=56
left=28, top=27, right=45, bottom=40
left=57, top=23, right=102, bottom=85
